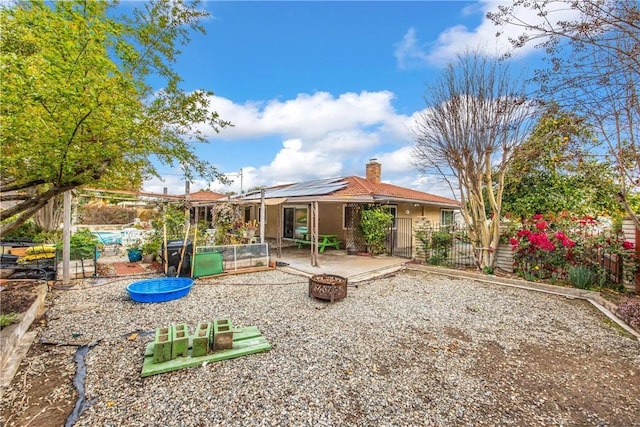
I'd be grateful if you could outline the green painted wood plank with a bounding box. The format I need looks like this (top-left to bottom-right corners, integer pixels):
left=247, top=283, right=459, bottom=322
left=141, top=326, right=271, bottom=377
left=141, top=336, right=271, bottom=377
left=232, top=326, right=263, bottom=342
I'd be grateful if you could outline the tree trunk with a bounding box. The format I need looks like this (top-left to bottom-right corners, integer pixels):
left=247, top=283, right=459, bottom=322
left=33, top=194, right=64, bottom=231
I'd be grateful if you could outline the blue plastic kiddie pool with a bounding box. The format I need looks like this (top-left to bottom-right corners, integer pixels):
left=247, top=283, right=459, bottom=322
left=126, top=277, right=194, bottom=303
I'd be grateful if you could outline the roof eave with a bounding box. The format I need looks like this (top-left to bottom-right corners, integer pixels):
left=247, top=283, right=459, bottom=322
left=194, top=195, right=459, bottom=208
left=371, top=195, right=459, bottom=208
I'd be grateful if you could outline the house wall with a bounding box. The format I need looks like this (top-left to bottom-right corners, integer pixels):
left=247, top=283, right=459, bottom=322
left=396, top=203, right=442, bottom=225
left=257, top=202, right=454, bottom=254
left=320, top=203, right=346, bottom=239
left=318, top=202, right=449, bottom=241
left=263, top=205, right=279, bottom=237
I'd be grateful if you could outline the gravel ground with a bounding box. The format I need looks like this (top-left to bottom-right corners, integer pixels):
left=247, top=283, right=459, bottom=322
left=3, top=268, right=640, bottom=426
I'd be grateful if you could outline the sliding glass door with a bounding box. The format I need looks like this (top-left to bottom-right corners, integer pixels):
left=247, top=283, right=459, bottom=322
left=283, top=206, right=308, bottom=239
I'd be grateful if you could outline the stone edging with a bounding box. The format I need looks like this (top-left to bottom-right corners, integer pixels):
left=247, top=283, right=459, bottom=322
left=0, top=282, right=48, bottom=388
left=406, top=264, right=640, bottom=339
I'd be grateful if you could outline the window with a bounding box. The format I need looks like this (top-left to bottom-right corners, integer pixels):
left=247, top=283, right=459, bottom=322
left=382, top=205, right=397, bottom=218
left=244, top=206, right=252, bottom=223
left=441, top=209, right=454, bottom=226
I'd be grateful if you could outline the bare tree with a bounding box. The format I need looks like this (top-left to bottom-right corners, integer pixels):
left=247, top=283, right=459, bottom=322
left=412, top=52, right=534, bottom=269
left=488, top=0, right=640, bottom=229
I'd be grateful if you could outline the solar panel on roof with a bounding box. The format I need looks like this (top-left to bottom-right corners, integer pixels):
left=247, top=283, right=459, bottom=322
left=238, top=177, right=347, bottom=200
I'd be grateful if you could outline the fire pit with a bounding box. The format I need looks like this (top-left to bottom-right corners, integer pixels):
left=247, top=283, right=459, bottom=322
left=308, top=274, right=347, bottom=302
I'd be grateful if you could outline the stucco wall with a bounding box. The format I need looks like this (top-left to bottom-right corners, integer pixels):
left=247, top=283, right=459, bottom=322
left=259, top=202, right=454, bottom=251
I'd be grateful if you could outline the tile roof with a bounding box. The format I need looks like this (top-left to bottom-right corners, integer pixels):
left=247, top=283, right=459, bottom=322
left=235, top=176, right=458, bottom=207
left=188, top=190, right=225, bottom=201
left=218, top=169, right=458, bottom=208
left=333, top=176, right=459, bottom=206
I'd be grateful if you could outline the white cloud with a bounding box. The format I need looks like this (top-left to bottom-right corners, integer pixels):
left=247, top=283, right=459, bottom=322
left=372, top=147, right=458, bottom=199
left=176, top=89, right=415, bottom=194
left=414, top=174, right=458, bottom=200
left=259, top=138, right=343, bottom=184
left=199, top=90, right=399, bottom=141
left=395, top=1, right=583, bottom=68
left=143, top=172, right=189, bottom=196
left=394, top=28, right=430, bottom=70
left=376, top=146, right=415, bottom=174
left=215, top=166, right=258, bottom=195
left=146, top=89, right=461, bottom=197
left=310, top=130, right=380, bottom=154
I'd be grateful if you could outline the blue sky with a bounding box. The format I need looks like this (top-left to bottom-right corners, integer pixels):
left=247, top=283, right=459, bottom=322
left=142, top=1, right=576, bottom=198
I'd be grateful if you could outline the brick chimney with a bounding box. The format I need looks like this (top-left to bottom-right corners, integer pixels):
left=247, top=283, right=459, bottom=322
left=365, top=158, right=381, bottom=184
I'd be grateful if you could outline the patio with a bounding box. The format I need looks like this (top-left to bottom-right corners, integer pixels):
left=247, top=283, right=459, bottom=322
left=274, top=246, right=408, bottom=281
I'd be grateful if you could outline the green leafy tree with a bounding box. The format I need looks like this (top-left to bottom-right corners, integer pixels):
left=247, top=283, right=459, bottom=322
left=0, top=0, right=230, bottom=235
left=488, top=0, right=640, bottom=229
left=503, top=106, right=621, bottom=219
left=159, top=203, right=189, bottom=241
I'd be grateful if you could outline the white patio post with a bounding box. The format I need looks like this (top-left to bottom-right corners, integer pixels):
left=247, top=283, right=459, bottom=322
left=311, top=201, right=319, bottom=266
left=62, top=191, right=71, bottom=285
left=260, top=188, right=265, bottom=243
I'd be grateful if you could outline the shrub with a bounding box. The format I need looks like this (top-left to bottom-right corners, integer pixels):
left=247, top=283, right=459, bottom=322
left=615, top=298, right=640, bottom=330
left=428, top=255, right=445, bottom=266
left=431, top=231, right=452, bottom=259
left=510, top=213, right=635, bottom=287
left=56, top=229, right=99, bottom=260
left=359, top=207, right=393, bottom=255
left=77, top=203, right=136, bottom=224
left=0, top=220, right=43, bottom=242
left=567, top=266, right=594, bottom=289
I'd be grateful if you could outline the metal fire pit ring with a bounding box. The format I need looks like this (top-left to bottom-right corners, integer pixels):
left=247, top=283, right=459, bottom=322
left=308, top=274, right=347, bottom=302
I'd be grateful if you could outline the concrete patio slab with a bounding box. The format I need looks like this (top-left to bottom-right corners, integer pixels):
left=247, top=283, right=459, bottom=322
left=273, top=247, right=408, bottom=281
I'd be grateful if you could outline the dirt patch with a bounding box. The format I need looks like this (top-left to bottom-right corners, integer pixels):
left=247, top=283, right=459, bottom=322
left=471, top=340, right=640, bottom=425
left=1, top=336, right=77, bottom=427
left=1, top=281, right=76, bottom=426
left=1, top=285, right=76, bottom=427
left=0, top=280, right=41, bottom=320
left=96, top=260, right=164, bottom=277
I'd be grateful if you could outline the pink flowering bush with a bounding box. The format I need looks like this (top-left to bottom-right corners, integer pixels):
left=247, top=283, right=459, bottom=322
left=510, top=213, right=636, bottom=288
left=615, top=298, right=640, bottom=331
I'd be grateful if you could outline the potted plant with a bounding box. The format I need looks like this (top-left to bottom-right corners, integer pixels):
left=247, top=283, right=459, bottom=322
left=127, top=240, right=143, bottom=262
left=141, top=238, right=160, bottom=263
left=243, top=219, right=258, bottom=238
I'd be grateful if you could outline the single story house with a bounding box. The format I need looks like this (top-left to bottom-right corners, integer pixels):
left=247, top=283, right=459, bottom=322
left=192, top=159, right=459, bottom=262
